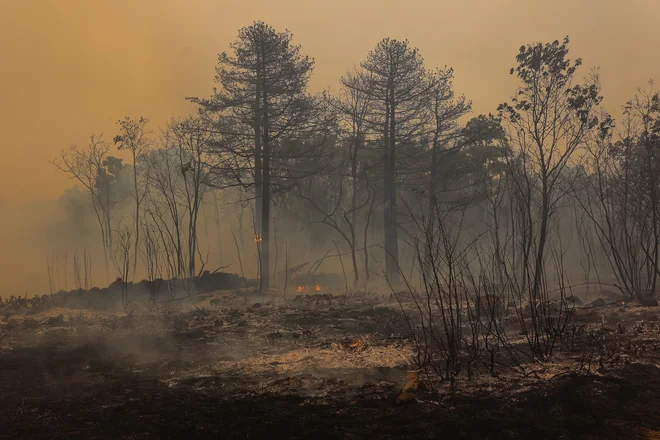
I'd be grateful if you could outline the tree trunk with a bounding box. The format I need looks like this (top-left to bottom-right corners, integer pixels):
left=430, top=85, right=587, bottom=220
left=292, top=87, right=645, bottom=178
left=254, top=79, right=263, bottom=238
left=350, top=135, right=360, bottom=227
left=350, top=246, right=359, bottom=287
left=260, top=71, right=270, bottom=289
left=261, top=148, right=270, bottom=289
left=532, top=177, right=549, bottom=300
left=132, top=151, right=140, bottom=278
left=350, top=140, right=360, bottom=287
left=384, top=94, right=400, bottom=284
left=189, top=201, right=199, bottom=280
left=427, top=133, right=440, bottom=237
left=363, top=193, right=375, bottom=281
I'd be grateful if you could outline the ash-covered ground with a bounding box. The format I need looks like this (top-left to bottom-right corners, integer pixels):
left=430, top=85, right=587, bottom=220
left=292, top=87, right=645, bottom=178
left=2, top=285, right=660, bottom=439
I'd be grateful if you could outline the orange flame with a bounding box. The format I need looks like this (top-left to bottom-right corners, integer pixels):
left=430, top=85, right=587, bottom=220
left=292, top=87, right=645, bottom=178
left=296, top=286, right=304, bottom=293
left=254, top=233, right=262, bottom=243
left=315, top=284, right=321, bottom=291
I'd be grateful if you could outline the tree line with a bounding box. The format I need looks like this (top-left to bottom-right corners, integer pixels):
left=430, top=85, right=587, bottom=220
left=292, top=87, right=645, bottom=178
left=53, top=22, right=660, bottom=309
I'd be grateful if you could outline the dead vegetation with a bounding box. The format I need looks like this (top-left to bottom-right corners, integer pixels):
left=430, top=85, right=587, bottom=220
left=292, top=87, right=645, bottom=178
left=2, top=283, right=660, bottom=439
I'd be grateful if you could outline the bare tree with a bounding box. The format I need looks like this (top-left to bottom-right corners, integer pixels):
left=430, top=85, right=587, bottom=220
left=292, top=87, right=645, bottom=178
left=498, top=37, right=605, bottom=301
left=54, top=136, right=124, bottom=271
left=298, top=172, right=375, bottom=287
left=141, top=222, right=163, bottom=302
left=168, top=114, right=215, bottom=280
left=72, top=252, right=82, bottom=304
left=114, top=116, right=153, bottom=277
left=111, top=225, right=133, bottom=310
left=495, top=37, right=607, bottom=357
left=579, top=83, right=660, bottom=305
left=144, top=140, right=185, bottom=279
left=72, top=249, right=91, bottom=307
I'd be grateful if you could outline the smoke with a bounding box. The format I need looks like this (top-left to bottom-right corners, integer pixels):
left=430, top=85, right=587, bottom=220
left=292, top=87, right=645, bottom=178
left=1, top=0, right=659, bottom=296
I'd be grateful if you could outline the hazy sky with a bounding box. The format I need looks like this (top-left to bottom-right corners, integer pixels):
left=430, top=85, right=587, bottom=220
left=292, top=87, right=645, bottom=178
left=0, top=0, right=659, bottom=296
left=1, top=0, right=659, bottom=203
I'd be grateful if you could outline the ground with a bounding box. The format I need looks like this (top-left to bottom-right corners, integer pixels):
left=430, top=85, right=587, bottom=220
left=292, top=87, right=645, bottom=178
left=1, top=286, right=660, bottom=439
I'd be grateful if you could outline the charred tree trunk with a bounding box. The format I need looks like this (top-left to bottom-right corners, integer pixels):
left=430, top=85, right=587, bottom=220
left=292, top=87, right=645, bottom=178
left=254, top=79, right=263, bottom=239
left=384, top=92, right=400, bottom=284
left=260, top=68, right=271, bottom=289
left=131, top=150, right=140, bottom=278
left=427, top=133, right=440, bottom=238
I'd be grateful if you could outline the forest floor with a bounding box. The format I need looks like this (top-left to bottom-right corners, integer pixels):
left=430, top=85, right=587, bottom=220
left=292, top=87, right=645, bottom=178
left=1, top=286, right=660, bottom=439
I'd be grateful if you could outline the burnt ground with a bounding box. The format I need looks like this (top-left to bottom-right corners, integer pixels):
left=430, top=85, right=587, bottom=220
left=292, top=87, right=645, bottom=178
left=1, top=288, right=660, bottom=439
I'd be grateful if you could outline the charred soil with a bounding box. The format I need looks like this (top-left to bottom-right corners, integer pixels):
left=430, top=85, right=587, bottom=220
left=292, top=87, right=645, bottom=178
left=1, top=288, right=660, bottom=439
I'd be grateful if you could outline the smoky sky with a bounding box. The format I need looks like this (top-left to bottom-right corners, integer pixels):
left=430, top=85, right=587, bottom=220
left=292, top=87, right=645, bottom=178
left=0, top=0, right=659, bottom=295
left=1, top=0, right=659, bottom=202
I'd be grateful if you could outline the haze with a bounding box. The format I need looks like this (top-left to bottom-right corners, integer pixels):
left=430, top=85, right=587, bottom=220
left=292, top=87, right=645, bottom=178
left=0, top=0, right=659, bottom=296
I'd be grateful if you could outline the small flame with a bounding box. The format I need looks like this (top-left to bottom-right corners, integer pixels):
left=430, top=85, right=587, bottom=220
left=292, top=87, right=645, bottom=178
left=296, top=286, right=304, bottom=293
left=315, top=284, right=321, bottom=291
left=254, top=233, right=262, bottom=243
